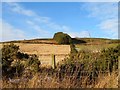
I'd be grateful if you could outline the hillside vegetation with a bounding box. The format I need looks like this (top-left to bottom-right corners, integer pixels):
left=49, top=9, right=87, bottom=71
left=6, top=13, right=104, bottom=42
left=1, top=32, right=120, bottom=88
left=1, top=35, right=120, bottom=45
left=2, top=43, right=120, bottom=88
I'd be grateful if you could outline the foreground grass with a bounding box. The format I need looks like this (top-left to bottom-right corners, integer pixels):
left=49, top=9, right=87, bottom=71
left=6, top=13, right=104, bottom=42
left=2, top=70, right=118, bottom=88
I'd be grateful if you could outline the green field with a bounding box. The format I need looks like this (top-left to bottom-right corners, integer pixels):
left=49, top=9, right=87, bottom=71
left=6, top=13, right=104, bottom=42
left=75, top=43, right=119, bottom=52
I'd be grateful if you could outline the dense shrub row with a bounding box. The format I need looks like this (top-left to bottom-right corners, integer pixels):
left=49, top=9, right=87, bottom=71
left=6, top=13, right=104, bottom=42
left=56, top=44, right=120, bottom=85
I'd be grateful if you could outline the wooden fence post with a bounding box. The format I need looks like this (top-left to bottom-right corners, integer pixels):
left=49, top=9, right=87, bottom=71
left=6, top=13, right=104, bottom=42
left=52, top=54, right=56, bottom=69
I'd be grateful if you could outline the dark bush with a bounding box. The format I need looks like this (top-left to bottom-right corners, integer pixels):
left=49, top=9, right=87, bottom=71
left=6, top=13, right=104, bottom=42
left=2, top=43, right=20, bottom=77
left=2, top=43, right=40, bottom=78
left=16, top=52, right=29, bottom=59
left=72, top=38, right=86, bottom=44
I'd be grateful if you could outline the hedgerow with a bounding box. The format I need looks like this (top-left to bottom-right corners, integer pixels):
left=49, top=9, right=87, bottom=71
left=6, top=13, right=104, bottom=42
left=56, top=44, right=120, bottom=85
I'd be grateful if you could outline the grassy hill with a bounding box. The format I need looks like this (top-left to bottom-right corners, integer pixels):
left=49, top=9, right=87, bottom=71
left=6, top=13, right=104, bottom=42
left=1, top=38, right=120, bottom=45
left=73, top=38, right=120, bottom=45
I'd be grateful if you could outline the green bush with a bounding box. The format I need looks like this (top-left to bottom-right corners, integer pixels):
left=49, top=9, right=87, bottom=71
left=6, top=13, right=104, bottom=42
left=2, top=43, right=40, bottom=78
left=53, top=32, right=72, bottom=44
left=27, top=54, right=40, bottom=72
left=2, top=43, right=20, bottom=77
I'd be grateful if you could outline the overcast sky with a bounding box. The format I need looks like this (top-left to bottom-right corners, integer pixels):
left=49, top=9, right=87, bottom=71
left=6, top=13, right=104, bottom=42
left=1, top=2, right=118, bottom=41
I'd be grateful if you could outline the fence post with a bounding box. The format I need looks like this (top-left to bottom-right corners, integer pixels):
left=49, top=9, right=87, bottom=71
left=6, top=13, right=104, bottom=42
left=52, top=54, right=56, bottom=69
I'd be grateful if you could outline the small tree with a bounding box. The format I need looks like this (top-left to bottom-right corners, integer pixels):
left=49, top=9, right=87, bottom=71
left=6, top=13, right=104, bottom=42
left=53, top=32, right=72, bottom=44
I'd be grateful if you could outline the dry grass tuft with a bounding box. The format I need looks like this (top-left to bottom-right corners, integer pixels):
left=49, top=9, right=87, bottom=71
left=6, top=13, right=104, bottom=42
left=95, top=72, right=118, bottom=88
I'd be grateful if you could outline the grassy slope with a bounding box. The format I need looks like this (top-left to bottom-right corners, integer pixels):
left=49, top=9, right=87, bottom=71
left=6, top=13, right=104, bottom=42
left=75, top=43, right=118, bottom=51
left=1, top=38, right=120, bottom=44
left=74, top=38, right=120, bottom=51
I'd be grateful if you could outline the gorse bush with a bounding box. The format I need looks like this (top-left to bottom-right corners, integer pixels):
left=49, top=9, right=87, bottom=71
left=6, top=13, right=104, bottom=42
left=53, top=32, right=72, bottom=44
left=26, top=54, right=40, bottom=72
left=2, top=43, right=40, bottom=78
left=2, top=43, right=20, bottom=77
